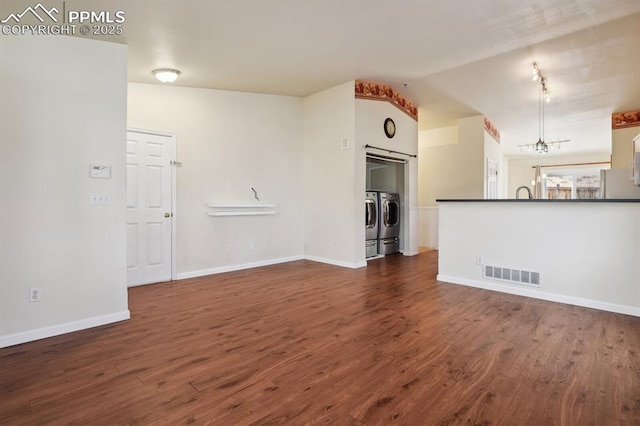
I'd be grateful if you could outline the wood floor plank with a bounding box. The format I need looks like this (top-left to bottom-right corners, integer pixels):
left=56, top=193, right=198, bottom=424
left=1, top=251, right=639, bottom=425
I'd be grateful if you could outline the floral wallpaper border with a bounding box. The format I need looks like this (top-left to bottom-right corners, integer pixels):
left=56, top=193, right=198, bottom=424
left=484, top=116, right=500, bottom=143
left=354, top=80, right=418, bottom=121
left=612, top=110, right=640, bottom=129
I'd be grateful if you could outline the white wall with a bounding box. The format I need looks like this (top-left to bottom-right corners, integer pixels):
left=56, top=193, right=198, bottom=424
left=128, top=83, right=305, bottom=277
left=438, top=201, right=640, bottom=316
left=418, top=125, right=458, bottom=149
left=417, top=125, right=457, bottom=248
left=507, top=152, right=611, bottom=199
left=302, top=82, right=359, bottom=267
left=417, top=115, right=488, bottom=248
left=418, top=116, right=485, bottom=207
left=418, top=207, right=439, bottom=249
left=0, top=36, right=129, bottom=348
left=302, top=85, right=419, bottom=266
left=356, top=99, right=419, bottom=256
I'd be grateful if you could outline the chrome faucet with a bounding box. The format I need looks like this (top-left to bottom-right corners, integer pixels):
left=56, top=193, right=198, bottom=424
left=516, top=186, right=533, bottom=199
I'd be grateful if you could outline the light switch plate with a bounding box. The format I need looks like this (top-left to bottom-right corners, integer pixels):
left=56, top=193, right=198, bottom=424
left=90, top=193, right=111, bottom=205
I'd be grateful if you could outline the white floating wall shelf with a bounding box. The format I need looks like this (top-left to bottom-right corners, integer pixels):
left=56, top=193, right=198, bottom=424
left=207, top=203, right=276, bottom=217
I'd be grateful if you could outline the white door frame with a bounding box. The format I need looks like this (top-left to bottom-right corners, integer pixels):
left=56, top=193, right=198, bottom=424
left=127, top=127, right=178, bottom=282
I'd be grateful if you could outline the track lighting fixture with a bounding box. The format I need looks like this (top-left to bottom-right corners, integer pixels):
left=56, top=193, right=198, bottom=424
left=531, top=62, right=551, bottom=103
left=517, top=62, right=569, bottom=154
left=532, top=62, right=540, bottom=81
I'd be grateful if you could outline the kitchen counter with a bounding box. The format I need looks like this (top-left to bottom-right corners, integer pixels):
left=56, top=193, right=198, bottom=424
left=436, top=200, right=640, bottom=317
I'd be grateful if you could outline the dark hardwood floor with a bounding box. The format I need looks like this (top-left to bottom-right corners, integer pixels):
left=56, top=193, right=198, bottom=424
left=1, top=251, right=639, bottom=425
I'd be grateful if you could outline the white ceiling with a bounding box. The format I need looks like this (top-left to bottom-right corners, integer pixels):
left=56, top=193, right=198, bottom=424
left=4, top=0, right=640, bottom=158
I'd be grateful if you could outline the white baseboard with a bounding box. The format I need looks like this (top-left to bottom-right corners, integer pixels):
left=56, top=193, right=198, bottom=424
left=437, top=274, right=640, bottom=317
left=304, top=255, right=367, bottom=269
left=178, top=254, right=372, bottom=281
left=177, top=255, right=305, bottom=280
left=0, top=310, right=131, bottom=349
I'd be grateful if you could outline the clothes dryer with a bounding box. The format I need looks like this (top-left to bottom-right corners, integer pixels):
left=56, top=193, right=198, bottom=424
left=378, top=192, right=400, bottom=255
left=365, top=191, right=378, bottom=258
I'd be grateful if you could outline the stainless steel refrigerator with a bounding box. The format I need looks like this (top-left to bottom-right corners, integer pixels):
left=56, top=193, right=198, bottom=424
left=600, top=169, right=640, bottom=199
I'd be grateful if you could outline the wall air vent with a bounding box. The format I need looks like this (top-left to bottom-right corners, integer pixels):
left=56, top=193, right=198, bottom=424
left=483, top=265, right=541, bottom=287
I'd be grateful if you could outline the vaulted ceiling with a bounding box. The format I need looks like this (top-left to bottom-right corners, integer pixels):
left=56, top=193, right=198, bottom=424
left=3, top=0, right=640, bottom=157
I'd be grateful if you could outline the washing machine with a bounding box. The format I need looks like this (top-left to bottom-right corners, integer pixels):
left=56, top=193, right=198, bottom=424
left=378, top=192, right=400, bottom=255
left=365, top=191, right=378, bottom=258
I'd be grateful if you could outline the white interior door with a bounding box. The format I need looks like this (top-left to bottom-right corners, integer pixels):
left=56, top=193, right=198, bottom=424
left=487, top=159, right=498, bottom=199
left=126, top=130, right=175, bottom=287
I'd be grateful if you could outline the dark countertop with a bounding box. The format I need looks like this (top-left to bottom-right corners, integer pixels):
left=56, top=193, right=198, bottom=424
left=436, top=199, right=640, bottom=203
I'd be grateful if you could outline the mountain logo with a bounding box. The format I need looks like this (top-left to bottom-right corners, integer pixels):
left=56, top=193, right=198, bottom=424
left=2, top=3, right=59, bottom=24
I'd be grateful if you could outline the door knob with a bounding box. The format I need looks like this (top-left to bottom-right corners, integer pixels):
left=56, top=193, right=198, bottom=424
left=164, top=212, right=171, bottom=218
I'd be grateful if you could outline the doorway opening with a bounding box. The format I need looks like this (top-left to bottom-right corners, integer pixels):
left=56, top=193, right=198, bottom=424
left=366, top=154, right=406, bottom=258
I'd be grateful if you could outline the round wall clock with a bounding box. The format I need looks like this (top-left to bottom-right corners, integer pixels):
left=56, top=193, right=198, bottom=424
left=384, top=118, right=396, bottom=138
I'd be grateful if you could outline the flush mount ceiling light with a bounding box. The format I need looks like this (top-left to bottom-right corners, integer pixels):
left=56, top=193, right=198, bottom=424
left=151, top=68, right=181, bottom=83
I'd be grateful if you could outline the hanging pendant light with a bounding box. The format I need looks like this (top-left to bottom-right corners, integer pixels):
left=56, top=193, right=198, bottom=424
left=535, top=74, right=549, bottom=154
left=540, top=80, right=549, bottom=154
left=535, top=83, right=545, bottom=153
left=519, top=63, right=557, bottom=153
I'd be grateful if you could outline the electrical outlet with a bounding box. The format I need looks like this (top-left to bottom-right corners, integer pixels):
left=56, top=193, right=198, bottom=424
left=227, top=244, right=233, bottom=252
left=29, top=287, right=41, bottom=302
left=476, top=256, right=484, bottom=265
